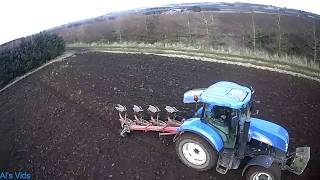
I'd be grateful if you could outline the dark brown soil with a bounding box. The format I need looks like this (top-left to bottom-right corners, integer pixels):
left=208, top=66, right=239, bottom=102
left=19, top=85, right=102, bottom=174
left=0, top=51, right=319, bottom=180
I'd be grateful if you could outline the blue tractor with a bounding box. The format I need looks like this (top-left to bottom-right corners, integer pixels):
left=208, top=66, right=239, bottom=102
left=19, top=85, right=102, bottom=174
left=115, top=81, right=310, bottom=180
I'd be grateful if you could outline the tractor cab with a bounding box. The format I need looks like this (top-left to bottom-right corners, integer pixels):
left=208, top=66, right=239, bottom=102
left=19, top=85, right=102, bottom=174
left=183, top=81, right=253, bottom=149
left=202, top=104, right=238, bottom=149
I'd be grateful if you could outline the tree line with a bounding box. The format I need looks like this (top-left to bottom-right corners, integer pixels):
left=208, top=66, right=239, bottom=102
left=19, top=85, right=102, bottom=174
left=250, top=11, right=319, bottom=63
left=0, top=32, right=65, bottom=88
left=54, top=11, right=319, bottom=65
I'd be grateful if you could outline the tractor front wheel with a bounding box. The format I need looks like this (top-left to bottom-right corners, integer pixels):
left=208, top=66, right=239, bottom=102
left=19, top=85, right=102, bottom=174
left=175, top=133, right=218, bottom=171
left=245, top=164, right=281, bottom=180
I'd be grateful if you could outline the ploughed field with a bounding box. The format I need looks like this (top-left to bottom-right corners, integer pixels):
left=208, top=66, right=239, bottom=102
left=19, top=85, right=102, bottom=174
left=0, top=51, right=319, bottom=180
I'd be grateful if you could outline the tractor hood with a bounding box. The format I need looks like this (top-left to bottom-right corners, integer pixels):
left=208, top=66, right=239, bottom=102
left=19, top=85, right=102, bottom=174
left=248, top=118, right=289, bottom=152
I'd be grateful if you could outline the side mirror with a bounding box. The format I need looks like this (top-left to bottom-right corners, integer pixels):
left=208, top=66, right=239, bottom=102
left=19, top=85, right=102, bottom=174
left=250, top=86, right=255, bottom=94
left=252, top=110, right=259, bottom=116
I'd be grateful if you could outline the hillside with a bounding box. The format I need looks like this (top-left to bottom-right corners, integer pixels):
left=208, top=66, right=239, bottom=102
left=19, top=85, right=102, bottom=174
left=50, top=2, right=320, bottom=65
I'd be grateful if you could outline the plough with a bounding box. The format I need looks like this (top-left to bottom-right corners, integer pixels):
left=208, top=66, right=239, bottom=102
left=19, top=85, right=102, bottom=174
left=115, top=104, right=183, bottom=136
left=114, top=81, right=310, bottom=180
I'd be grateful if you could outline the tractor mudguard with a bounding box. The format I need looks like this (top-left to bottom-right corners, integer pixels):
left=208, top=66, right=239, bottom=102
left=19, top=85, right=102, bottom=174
left=177, top=118, right=224, bottom=152
left=241, top=155, right=274, bottom=176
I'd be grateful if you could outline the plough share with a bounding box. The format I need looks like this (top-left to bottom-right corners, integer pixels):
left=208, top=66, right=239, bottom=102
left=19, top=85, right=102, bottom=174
left=115, top=104, right=184, bottom=137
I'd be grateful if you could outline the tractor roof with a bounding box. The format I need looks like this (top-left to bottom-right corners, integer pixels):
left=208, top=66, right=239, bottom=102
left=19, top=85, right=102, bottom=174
left=183, top=81, right=252, bottom=109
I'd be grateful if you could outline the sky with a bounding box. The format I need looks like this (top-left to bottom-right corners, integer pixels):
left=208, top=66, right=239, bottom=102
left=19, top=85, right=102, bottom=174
left=0, top=0, right=320, bottom=45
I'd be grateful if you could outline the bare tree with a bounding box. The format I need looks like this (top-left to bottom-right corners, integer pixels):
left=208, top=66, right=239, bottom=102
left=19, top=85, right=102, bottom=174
left=210, top=13, right=215, bottom=25
left=115, top=22, right=122, bottom=43
left=201, top=12, right=209, bottom=35
left=313, top=19, right=317, bottom=63
left=186, top=12, right=191, bottom=40
left=144, top=15, right=148, bottom=41
left=210, top=13, right=217, bottom=41
left=118, top=26, right=122, bottom=43
left=251, top=11, right=256, bottom=52
left=277, top=11, right=282, bottom=56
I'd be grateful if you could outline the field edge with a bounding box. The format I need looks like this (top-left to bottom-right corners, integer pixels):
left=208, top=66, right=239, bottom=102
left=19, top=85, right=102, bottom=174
left=68, top=44, right=320, bottom=83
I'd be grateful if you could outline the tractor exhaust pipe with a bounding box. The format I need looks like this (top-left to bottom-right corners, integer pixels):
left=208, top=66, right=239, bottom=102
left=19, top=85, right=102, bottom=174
left=238, top=86, right=254, bottom=158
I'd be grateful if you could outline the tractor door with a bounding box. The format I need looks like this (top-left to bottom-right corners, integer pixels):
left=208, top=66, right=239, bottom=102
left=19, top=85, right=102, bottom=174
left=202, top=104, right=238, bottom=149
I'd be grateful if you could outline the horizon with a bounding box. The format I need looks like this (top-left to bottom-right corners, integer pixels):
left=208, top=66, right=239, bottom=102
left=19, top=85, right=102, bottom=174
left=0, top=0, right=320, bottom=45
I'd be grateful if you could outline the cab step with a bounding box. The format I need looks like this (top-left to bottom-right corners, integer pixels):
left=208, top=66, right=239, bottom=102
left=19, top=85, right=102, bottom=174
left=216, top=149, right=235, bottom=174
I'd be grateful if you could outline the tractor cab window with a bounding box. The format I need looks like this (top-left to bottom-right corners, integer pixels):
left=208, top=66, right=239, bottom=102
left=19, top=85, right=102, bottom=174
left=203, top=104, right=235, bottom=127
left=202, top=103, right=238, bottom=148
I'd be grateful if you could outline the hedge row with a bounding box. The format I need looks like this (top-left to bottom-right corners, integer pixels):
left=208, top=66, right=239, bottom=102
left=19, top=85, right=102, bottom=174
left=0, top=32, right=65, bottom=88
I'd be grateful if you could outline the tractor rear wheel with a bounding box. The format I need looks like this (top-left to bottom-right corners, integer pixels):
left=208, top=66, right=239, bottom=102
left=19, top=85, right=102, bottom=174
left=245, top=164, right=281, bottom=180
left=175, top=133, right=218, bottom=171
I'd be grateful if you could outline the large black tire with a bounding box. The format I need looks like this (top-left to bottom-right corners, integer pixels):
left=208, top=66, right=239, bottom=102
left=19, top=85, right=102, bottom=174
left=175, top=133, right=218, bottom=171
left=245, top=164, right=281, bottom=180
